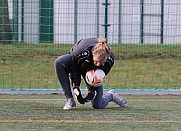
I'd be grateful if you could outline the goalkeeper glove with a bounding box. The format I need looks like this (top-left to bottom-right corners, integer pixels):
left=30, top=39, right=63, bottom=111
left=84, top=88, right=96, bottom=102
left=73, top=87, right=85, bottom=104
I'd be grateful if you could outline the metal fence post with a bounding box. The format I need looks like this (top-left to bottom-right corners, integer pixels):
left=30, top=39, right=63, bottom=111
left=161, top=0, right=164, bottom=44
left=140, top=0, right=144, bottom=44
left=74, top=0, right=78, bottom=43
left=102, top=0, right=110, bottom=42
left=118, top=0, right=122, bottom=44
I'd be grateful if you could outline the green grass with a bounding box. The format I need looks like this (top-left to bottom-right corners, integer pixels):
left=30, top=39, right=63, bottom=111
left=0, top=43, right=181, bottom=89
left=0, top=94, right=181, bottom=131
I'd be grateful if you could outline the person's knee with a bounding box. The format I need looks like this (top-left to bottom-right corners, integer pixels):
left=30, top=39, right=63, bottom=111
left=92, top=103, right=103, bottom=109
left=93, top=106, right=102, bottom=109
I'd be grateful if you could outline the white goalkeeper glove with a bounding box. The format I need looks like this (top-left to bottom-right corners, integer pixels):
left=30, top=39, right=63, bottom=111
left=73, top=87, right=85, bottom=104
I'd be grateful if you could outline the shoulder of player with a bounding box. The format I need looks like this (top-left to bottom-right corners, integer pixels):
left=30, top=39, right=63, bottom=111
left=75, top=48, right=92, bottom=60
left=78, top=37, right=98, bottom=46
left=106, top=53, right=114, bottom=65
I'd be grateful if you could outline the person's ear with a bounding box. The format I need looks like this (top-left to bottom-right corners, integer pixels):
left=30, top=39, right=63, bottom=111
left=92, top=51, right=95, bottom=55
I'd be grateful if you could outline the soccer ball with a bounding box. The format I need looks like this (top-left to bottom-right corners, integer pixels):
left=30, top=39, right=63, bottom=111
left=85, top=69, right=106, bottom=87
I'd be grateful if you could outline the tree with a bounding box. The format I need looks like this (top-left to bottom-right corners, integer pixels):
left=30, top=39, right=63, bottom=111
left=0, top=0, right=12, bottom=43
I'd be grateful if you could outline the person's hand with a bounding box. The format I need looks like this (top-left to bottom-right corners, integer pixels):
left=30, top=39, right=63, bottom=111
left=73, top=87, right=85, bottom=104
left=84, top=92, right=95, bottom=102
left=84, top=88, right=96, bottom=102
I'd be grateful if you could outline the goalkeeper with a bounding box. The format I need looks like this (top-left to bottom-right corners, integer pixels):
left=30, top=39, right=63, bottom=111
left=54, top=37, right=128, bottom=110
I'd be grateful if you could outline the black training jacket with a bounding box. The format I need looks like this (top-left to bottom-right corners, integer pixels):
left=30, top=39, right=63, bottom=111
left=70, top=37, right=114, bottom=87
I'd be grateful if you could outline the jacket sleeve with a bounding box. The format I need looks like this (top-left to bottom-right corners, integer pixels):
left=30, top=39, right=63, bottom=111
left=101, top=52, right=114, bottom=75
left=70, top=65, right=81, bottom=87
left=70, top=50, right=90, bottom=87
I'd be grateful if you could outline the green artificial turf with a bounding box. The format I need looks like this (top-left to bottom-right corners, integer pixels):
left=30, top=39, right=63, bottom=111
left=0, top=94, right=181, bottom=131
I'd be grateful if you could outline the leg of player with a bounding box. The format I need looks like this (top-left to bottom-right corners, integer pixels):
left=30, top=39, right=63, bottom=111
left=54, top=54, right=76, bottom=110
left=91, top=86, right=112, bottom=109
left=91, top=86, right=128, bottom=109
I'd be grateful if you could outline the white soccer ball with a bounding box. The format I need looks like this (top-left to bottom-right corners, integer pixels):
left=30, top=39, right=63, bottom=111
left=85, top=69, right=106, bottom=87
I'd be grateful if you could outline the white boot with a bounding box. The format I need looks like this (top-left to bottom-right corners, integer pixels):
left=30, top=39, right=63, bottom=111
left=108, top=90, right=128, bottom=108
left=63, top=98, right=76, bottom=110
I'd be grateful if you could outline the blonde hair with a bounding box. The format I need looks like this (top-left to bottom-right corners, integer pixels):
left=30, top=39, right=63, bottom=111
left=93, top=38, right=110, bottom=62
